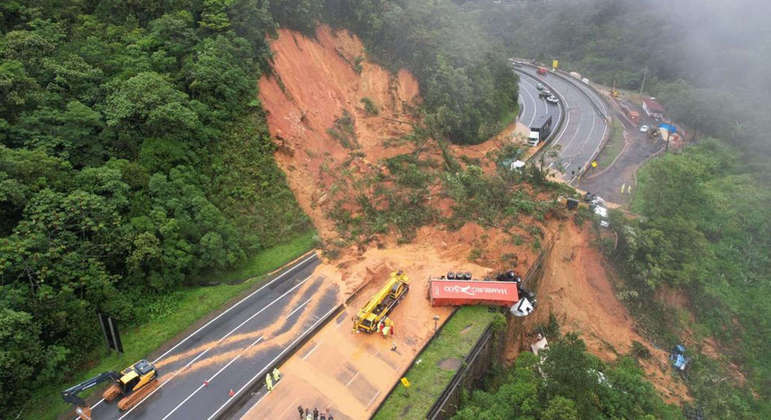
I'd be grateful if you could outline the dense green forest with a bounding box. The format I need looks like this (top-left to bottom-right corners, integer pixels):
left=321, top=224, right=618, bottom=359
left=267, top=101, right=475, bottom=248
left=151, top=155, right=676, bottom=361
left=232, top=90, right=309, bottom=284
left=0, top=0, right=521, bottom=415
left=610, top=140, right=770, bottom=418
left=0, top=0, right=315, bottom=413
left=454, top=333, right=681, bottom=420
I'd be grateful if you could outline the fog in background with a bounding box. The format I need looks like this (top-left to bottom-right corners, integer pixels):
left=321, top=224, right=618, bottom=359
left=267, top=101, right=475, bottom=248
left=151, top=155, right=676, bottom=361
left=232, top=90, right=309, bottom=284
left=647, top=0, right=771, bottom=94
left=471, top=0, right=771, bottom=154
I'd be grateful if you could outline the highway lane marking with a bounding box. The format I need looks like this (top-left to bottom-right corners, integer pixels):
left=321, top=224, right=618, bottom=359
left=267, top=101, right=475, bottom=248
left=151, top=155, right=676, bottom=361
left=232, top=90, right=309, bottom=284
left=569, top=111, right=597, bottom=184
left=522, top=78, right=543, bottom=127
left=118, top=274, right=314, bottom=419
left=301, top=342, right=320, bottom=360
left=209, top=304, right=342, bottom=420
left=552, top=85, right=572, bottom=147
left=345, top=371, right=360, bottom=387
left=519, top=78, right=539, bottom=127
left=160, top=335, right=265, bottom=420
left=366, top=390, right=381, bottom=408
left=88, top=252, right=317, bottom=411
left=288, top=298, right=312, bottom=318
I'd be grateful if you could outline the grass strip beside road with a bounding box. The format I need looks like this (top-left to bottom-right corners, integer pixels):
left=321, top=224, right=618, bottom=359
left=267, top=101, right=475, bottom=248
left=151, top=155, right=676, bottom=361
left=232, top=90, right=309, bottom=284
left=25, top=230, right=317, bottom=420
left=597, top=119, right=625, bottom=169
left=372, top=306, right=498, bottom=420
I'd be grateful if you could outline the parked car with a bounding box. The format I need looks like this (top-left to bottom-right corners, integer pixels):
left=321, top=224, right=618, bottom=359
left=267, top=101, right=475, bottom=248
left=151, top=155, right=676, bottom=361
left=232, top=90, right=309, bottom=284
left=639, top=124, right=649, bottom=133
left=546, top=95, right=559, bottom=104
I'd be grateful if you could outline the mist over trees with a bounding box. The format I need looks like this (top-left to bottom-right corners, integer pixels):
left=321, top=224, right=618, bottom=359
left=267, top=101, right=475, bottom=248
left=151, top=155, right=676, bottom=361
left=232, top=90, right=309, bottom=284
left=273, top=0, right=521, bottom=144
left=473, top=0, right=771, bottom=160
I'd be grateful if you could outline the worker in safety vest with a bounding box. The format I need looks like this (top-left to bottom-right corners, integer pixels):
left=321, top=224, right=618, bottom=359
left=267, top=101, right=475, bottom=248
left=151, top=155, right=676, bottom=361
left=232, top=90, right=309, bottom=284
left=265, top=373, right=273, bottom=391
left=272, top=367, right=281, bottom=382
left=381, top=317, right=394, bottom=337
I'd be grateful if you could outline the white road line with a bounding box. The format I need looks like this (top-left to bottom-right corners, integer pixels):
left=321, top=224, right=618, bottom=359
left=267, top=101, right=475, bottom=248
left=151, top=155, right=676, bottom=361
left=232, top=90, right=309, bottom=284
left=366, top=390, right=381, bottom=408
left=160, top=336, right=264, bottom=420
left=119, top=275, right=314, bottom=418
left=208, top=304, right=341, bottom=420
left=88, top=252, right=317, bottom=411
left=553, top=89, right=572, bottom=146
left=345, top=371, right=360, bottom=387
left=569, top=111, right=596, bottom=183
left=301, top=342, right=320, bottom=361
left=287, top=298, right=312, bottom=318
left=520, top=80, right=539, bottom=127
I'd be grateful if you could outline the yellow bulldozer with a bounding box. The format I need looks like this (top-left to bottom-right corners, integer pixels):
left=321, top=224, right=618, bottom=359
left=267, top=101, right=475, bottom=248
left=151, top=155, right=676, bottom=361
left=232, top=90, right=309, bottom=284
left=62, top=359, right=159, bottom=418
left=354, top=270, right=409, bottom=333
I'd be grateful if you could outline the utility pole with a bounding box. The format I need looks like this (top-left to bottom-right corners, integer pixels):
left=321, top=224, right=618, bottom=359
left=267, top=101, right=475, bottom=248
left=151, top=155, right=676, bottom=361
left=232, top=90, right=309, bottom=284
left=639, top=67, right=648, bottom=97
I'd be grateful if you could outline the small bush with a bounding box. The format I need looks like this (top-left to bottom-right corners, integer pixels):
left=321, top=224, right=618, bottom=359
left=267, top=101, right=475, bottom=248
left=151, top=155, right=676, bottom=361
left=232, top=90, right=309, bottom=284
left=361, top=97, right=379, bottom=115
left=631, top=340, right=651, bottom=360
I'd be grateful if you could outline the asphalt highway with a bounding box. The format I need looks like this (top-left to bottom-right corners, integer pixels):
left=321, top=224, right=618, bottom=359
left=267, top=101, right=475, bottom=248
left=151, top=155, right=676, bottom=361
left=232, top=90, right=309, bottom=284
left=516, top=64, right=608, bottom=184
left=87, top=252, right=340, bottom=420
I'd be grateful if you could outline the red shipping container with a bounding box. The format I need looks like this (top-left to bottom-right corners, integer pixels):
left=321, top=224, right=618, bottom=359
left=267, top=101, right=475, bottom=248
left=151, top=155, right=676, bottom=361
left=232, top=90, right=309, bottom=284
left=429, top=280, right=519, bottom=307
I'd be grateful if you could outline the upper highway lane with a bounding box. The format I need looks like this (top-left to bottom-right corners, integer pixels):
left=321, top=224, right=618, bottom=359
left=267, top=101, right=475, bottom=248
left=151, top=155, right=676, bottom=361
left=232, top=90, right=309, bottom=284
left=87, top=252, right=340, bottom=420
left=515, top=64, right=608, bottom=184
left=517, top=70, right=562, bottom=142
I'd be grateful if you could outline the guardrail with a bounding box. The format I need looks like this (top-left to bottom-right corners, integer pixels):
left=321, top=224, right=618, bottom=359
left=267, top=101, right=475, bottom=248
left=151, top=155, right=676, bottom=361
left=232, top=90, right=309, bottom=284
left=514, top=60, right=613, bottom=184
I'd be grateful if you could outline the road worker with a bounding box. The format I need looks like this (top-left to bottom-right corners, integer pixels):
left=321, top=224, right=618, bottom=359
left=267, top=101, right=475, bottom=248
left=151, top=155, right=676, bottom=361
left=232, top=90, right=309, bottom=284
left=382, top=317, right=394, bottom=337
left=272, top=367, right=281, bottom=382
left=265, top=373, right=273, bottom=391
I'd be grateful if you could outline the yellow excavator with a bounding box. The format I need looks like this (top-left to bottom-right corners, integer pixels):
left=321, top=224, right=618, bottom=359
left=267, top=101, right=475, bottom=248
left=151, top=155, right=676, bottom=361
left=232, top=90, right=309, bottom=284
left=354, top=271, right=409, bottom=333
left=62, top=359, right=159, bottom=418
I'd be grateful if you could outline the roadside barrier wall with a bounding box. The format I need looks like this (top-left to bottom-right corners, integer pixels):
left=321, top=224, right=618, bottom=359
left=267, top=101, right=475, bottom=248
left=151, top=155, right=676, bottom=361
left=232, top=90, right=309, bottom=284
left=425, top=244, right=551, bottom=420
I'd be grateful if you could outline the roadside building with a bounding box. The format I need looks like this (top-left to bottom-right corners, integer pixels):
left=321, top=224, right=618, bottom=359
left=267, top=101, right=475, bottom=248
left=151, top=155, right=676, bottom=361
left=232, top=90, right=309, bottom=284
left=642, top=97, right=665, bottom=120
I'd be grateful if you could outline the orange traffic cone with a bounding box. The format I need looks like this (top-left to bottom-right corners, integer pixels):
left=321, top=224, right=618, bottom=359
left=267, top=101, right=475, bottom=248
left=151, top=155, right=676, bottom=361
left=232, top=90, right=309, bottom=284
left=229, top=389, right=235, bottom=397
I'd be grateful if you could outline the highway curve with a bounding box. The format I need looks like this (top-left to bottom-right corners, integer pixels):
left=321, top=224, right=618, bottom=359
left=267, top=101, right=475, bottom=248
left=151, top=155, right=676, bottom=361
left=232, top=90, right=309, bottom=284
left=87, top=253, right=340, bottom=420
left=516, top=64, right=608, bottom=184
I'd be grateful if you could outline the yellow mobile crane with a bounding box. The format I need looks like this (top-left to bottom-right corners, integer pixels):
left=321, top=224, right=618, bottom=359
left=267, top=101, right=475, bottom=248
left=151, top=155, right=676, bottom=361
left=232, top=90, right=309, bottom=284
left=354, top=270, right=409, bottom=333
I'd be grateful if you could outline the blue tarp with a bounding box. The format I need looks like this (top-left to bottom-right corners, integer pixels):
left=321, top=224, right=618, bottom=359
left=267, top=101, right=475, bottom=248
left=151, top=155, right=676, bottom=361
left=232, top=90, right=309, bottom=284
left=659, top=123, right=677, bottom=134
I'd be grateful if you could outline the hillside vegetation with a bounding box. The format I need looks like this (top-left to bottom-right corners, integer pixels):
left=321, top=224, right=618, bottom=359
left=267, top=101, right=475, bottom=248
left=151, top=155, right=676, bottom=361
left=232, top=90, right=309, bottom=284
left=0, top=1, right=312, bottom=414
left=454, top=333, right=681, bottom=420
left=0, top=0, right=522, bottom=415
left=278, top=0, right=520, bottom=144
left=466, top=0, right=770, bottom=417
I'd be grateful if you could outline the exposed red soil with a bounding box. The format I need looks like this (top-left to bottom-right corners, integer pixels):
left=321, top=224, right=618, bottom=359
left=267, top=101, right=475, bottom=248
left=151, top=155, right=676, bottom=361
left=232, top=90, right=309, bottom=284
left=521, top=222, right=692, bottom=404
left=259, top=25, right=421, bottom=240
left=250, top=25, right=692, bottom=417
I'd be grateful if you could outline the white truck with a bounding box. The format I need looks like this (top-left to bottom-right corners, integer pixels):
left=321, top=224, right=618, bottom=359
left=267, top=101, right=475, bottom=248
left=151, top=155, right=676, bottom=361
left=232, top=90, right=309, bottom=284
left=528, top=114, right=553, bottom=147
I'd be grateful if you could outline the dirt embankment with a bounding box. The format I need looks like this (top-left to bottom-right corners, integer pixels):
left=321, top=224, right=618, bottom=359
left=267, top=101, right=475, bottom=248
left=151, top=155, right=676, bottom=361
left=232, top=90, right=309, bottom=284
left=522, top=222, right=692, bottom=404
left=254, top=25, right=690, bottom=416
left=259, top=25, right=420, bottom=240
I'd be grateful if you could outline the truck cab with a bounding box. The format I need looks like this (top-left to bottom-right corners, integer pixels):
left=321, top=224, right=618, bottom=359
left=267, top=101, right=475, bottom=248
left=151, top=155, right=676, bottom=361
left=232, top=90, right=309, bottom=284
left=528, top=131, right=540, bottom=147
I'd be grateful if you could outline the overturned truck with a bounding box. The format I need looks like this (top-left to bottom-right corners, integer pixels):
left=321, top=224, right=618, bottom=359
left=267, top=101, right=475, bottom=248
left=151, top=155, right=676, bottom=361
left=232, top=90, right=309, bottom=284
left=428, top=271, right=537, bottom=317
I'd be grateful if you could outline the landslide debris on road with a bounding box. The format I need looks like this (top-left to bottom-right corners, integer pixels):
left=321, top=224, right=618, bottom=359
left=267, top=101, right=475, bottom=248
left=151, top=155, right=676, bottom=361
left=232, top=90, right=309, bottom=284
left=253, top=24, right=690, bottom=416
